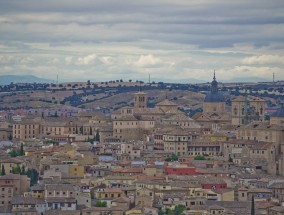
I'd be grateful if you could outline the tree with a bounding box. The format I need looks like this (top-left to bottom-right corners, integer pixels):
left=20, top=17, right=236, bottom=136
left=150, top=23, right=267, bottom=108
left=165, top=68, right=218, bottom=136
left=1, top=165, right=6, bottom=176
left=20, top=143, right=24, bottom=156
left=95, top=200, right=107, bottom=207
left=165, top=154, right=179, bottom=162
left=21, top=165, right=26, bottom=175
left=251, top=195, right=255, bottom=215
left=173, top=205, right=186, bottom=215
left=95, top=130, right=100, bottom=142
left=194, top=155, right=206, bottom=160
left=26, top=169, right=39, bottom=186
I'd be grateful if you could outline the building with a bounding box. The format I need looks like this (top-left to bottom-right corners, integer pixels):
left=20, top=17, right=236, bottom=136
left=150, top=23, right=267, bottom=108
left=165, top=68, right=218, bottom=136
left=165, top=163, right=196, bottom=175
left=203, top=72, right=226, bottom=114
left=231, top=96, right=266, bottom=125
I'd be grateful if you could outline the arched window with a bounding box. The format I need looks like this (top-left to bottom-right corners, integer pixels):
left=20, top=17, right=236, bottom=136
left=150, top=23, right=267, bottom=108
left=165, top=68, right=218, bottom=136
left=234, top=107, right=238, bottom=115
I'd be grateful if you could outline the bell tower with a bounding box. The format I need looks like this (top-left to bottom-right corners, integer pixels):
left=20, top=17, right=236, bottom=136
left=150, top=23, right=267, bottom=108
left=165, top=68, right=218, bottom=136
left=134, top=92, right=147, bottom=109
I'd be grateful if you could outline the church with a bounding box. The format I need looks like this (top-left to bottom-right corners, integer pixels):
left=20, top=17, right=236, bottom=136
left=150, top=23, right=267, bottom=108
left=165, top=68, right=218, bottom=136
left=193, top=73, right=231, bottom=130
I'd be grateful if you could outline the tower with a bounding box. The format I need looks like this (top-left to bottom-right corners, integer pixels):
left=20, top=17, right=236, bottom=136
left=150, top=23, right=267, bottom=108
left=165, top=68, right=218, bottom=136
left=134, top=92, right=147, bottom=109
left=203, top=72, right=225, bottom=113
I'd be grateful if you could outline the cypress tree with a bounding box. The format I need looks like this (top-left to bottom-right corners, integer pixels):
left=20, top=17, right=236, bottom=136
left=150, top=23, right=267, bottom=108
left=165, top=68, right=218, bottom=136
left=1, top=165, right=6, bottom=176
left=21, top=165, right=26, bottom=175
left=95, top=130, right=100, bottom=142
left=251, top=195, right=255, bottom=215
left=20, top=143, right=24, bottom=156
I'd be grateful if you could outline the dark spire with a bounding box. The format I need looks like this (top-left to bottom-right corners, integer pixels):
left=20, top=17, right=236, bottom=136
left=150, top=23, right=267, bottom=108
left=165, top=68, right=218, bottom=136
left=211, top=71, right=218, bottom=93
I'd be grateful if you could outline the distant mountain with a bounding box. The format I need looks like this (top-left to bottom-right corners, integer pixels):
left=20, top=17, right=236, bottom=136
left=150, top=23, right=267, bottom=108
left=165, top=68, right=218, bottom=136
left=0, top=75, right=54, bottom=85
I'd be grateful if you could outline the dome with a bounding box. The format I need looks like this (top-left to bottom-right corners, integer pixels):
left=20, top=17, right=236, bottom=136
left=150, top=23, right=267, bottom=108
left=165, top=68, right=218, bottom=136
left=204, top=71, right=225, bottom=103
left=204, top=93, right=225, bottom=103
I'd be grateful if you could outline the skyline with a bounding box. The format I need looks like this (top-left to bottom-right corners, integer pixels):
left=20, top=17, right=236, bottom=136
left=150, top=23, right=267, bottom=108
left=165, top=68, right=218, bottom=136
left=0, top=0, right=284, bottom=83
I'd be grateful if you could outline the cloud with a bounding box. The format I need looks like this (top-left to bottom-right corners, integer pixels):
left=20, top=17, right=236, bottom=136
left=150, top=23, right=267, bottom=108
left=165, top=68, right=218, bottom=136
left=135, top=54, right=161, bottom=67
left=242, top=55, right=284, bottom=65
left=77, top=54, right=97, bottom=65
left=99, top=56, right=113, bottom=65
left=65, top=56, right=73, bottom=64
left=0, top=0, right=284, bottom=82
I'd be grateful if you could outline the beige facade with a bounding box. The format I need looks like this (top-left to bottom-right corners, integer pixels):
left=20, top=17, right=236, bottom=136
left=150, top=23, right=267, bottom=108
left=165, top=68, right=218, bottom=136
left=0, top=127, right=12, bottom=140
left=12, top=116, right=107, bottom=142
left=203, top=102, right=226, bottom=114
left=134, top=92, right=147, bottom=110
left=113, top=116, right=155, bottom=141
left=163, top=128, right=190, bottom=156
left=231, top=96, right=266, bottom=125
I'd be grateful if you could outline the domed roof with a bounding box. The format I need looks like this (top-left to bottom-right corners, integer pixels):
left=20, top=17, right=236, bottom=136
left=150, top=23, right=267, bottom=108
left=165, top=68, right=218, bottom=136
left=271, top=107, right=284, bottom=117
left=204, top=72, right=225, bottom=103
left=204, top=93, right=225, bottom=103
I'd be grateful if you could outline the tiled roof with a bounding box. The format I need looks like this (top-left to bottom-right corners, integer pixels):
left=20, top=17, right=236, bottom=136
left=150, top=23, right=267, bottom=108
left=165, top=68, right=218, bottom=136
left=11, top=196, right=45, bottom=205
left=45, top=184, right=75, bottom=191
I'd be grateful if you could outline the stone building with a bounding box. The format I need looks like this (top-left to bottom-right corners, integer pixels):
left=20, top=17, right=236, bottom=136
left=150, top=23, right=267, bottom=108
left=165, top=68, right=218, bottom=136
left=203, top=72, right=226, bottom=114
left=112, top=90, right=199, bottom=142
left=193, top=73, right=231, bottom=130
left=231, top=96, right=266, bottom=125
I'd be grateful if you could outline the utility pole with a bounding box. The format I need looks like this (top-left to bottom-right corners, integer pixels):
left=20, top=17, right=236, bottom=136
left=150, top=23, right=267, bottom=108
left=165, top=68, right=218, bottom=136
left=273, top=72, right=275, bottom=83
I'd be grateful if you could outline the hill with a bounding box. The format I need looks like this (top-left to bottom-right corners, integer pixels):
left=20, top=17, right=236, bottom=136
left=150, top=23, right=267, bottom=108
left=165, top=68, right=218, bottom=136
left=0, top=75, right=54, bottom=85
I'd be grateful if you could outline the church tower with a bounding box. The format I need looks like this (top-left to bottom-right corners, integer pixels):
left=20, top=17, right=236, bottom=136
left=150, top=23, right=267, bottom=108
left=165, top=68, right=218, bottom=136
left=203, top=72, right=226, bottom=113
left=134, top=92, right=147, bottom=109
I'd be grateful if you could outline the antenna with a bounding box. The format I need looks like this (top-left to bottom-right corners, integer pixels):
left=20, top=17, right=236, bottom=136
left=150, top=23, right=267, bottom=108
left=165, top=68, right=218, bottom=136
left=273, top=72, right=275, bottom=83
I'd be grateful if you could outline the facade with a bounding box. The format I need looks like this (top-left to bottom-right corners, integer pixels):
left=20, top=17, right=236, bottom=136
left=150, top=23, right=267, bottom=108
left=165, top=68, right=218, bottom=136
left=231, top=96, right=266, bottom=125
left=163, top=128, right=190, bottom=156
left=165, top=163, right=197, bottom=175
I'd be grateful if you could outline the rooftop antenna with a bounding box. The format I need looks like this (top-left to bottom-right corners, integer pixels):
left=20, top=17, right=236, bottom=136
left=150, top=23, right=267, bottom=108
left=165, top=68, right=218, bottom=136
left=273, top=72, right=275, bottom=83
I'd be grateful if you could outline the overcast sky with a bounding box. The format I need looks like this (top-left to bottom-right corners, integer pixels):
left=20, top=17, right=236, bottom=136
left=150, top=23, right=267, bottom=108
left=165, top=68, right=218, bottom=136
left=0, top=0, right=284, bottom=83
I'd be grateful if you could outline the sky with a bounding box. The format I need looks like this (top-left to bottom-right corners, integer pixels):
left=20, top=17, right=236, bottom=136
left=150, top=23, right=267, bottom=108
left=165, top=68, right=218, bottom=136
left=0, top=0, right=284, bottom=83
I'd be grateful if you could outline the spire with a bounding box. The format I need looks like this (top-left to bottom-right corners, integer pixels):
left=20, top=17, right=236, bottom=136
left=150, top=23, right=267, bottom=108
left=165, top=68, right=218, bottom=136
left=211, top=70, right=218, bottom=93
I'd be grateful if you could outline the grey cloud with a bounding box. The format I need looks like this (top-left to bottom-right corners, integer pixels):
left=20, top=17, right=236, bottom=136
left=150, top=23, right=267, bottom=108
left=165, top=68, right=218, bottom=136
left=0, top=0, right=284, bottom=82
